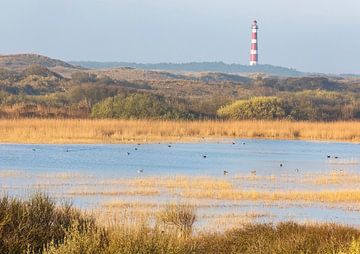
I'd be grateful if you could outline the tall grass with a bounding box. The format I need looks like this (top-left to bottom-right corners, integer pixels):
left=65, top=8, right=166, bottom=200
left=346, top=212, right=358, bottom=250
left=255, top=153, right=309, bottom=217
left=157, top=204, right=196, bottom=238
left=2, top=193, right=360, bottom=254
left=0, top=193, right=94, bottom=254
left=0, top=119, right=360, bottom=143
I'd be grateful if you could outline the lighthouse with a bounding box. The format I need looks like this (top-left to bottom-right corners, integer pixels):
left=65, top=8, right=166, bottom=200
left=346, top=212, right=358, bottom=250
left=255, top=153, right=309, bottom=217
left=250, top=20, right=259, bottom=66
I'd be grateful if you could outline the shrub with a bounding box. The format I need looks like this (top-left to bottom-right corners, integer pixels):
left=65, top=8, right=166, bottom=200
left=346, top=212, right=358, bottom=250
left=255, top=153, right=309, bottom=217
left=218, top=96, right=289, bottom=120
left=0, top=193, right=94, bottom=254
left=91, top=93, right=194, bottom=120
left=157, top=204, right=197, bottom=238
left=45, top=223, right=108, bottom=254
left=217, top=92, right=360, bottom=121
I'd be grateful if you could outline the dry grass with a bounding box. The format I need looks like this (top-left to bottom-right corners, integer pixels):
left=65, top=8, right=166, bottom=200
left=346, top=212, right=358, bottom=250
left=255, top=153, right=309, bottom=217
left=67, top=187, right=160, bottom=197
left=0, top=170, right=28, bottom=178
left=123, top=176, right=233, bottom=190
left=3, top=193, right=360, bottom=254
left=0, top=119, right=360, bottom=143
left=7, top=171, right=360, bottom=204
left=182, top=189, right=360, bottom=203
left=157, top=204, right=197, bottom=237
left=301, top=171, right=360, bottom=185
left=37, top=172, right=93, bottom=180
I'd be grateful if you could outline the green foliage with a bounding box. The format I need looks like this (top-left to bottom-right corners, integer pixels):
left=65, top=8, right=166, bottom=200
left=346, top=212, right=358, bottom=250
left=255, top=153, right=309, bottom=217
left=256, top=76, right=343, bottom=92
left=0, top=63, right=360, bottom=120
left=91, top=93, right=195, bottom=120
left=64, top=85, right=125, bottom=106
left=284, top=90, right=360, bottom=121
left=218, top=96, right=288, bottom=120
left=218, top=91, right=360, bottom=121
left=189, top=96, right=231, bottom=119
left=0, top=193, right=94, bottom=254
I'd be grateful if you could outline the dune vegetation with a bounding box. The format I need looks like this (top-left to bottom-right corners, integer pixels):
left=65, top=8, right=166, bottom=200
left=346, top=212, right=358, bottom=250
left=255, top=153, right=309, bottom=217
left=0, top=56, right=360, bottom=122
left=1, top=193, right=360, bottom=254
left=0, top=118, right=359, bottom=143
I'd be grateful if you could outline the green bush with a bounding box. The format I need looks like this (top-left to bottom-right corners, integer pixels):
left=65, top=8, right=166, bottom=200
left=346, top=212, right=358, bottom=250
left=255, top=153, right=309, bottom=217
left=218, top=96, right=289, bottom=120
left=218, top=92, right=360, bottom=121
left=91, top=93, right=194, bottom=120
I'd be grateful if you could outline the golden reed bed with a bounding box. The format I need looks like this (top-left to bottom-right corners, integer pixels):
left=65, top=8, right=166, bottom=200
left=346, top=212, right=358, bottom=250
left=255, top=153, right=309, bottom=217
left=0, top=119, right=360, bottom=143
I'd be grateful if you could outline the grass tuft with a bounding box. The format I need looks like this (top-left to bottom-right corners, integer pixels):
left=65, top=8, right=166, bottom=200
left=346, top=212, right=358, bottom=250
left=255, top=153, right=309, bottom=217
left=157, top=204, right=197, bottom=238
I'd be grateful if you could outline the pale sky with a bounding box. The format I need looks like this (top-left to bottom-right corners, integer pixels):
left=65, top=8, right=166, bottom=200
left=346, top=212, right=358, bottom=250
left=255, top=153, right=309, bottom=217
left=0, top=0, right=359, bottom=74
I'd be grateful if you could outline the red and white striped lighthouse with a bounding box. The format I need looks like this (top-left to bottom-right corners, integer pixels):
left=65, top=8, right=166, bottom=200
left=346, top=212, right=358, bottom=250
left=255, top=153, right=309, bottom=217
left=250, top=20, right=259, bottom=66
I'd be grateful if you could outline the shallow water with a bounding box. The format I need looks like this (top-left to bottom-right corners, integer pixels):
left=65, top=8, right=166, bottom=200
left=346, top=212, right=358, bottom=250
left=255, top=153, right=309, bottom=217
left=0, top=139, right=359, bottom=176
left=1, top=139, right=360, bottom=228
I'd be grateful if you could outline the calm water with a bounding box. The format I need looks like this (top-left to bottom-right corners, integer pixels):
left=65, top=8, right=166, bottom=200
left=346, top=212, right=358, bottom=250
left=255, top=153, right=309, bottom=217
left=1, top=139, right=360, bottom=227
left=0, top=139, right=359, bottom=177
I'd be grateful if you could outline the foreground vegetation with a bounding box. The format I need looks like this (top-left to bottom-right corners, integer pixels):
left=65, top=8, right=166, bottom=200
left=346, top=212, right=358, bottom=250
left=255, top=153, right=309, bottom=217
left=0, top=119, right=359, bottom=143
left=1, top=193, right=360, bottom=254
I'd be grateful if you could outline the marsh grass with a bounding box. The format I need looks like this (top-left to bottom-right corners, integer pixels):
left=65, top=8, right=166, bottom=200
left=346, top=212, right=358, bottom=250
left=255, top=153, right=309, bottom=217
left=1, top=119, right=360, bottom=143
left=9, top=172, right=360, bottom=205
left=1, top=193, right=360, bottom=254
left=302, top=171, right=360, bottom=185
left=126, top=176, right=233, bottom=190
left=0, top=193, right=95, bottom=254
left=44, top=219, right=360, bottom=254
left=156, top=204, right=197, bottom=238
left=67, top=187, right=160, bottom=197
left=0, top=170, right=29, bottom=178
left=182, top=189, right=360, bottom=203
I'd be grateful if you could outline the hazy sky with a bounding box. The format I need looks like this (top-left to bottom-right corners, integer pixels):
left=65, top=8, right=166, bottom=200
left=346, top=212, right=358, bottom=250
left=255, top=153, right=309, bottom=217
left=0, top=0, right=359, bottom=74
